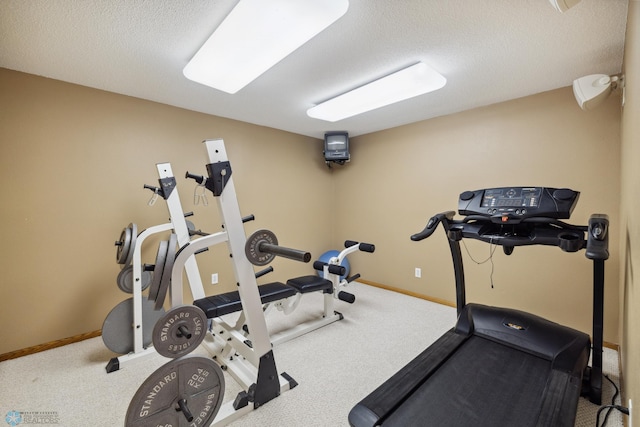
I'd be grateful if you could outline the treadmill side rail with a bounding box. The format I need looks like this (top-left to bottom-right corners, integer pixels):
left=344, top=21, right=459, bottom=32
left=348, top=331, right=467, bottom=427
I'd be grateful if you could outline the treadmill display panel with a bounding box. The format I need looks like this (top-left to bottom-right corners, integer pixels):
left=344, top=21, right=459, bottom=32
left=481, top=187, right=541, bottom=209
left=458, top=186, right=579, bottom=220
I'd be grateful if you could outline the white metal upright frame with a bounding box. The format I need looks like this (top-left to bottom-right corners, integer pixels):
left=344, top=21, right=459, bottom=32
left=107, top=163, right=206, bottom=371
left=170, top=139, right=295, bottom=425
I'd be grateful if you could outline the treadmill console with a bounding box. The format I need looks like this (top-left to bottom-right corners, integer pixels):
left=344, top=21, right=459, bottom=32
left=458, top=187, right=579, bottom=222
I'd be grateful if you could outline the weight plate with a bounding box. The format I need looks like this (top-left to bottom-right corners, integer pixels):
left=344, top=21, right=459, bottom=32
left=116, top=223, right=138, bottom=265
left=116, top=226, right=131, bottom=265
left=126, top=224, right=137, bottom=266
left=152, top=305, right=207, bottom=359
left=102, top=296, right=166, bottom=355
left=126, top=355, right=225, bottom=427
left=148, top=240, right=169, bottom=303
left=154, top=233, right=178, bottom=310
left=245, top=229, right=278, bottom=266
left=116, top=265, right=152, bottom=294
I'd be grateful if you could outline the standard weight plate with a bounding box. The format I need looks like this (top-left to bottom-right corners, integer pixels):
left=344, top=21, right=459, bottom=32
left=115, top=223, right=137, bottom=265
left=116, top=265, right=152, bottom=294
left=115, top=226, right=131, bottom=264
left=102, top=296, right=166, bottom=355
left=147, top=240, right=169, bottom=303
left=125, top=355, right=225, bottom=427
left=245, top=229, right=278, bottom=266
left=154, top=233, right=178, bottom=310
left=152, top=305, right=207, bottom=359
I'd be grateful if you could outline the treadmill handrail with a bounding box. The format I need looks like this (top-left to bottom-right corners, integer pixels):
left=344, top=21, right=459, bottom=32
left=412, top=213, right=589, bottom=245
left=410, top=211, right=455, bottom=241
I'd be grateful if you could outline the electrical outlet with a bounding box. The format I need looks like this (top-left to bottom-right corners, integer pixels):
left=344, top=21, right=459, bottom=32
left=415, top=268, right=421, bottom=278
left=211, top=273, right=218, bottom=285
left=629, top=399, right=633, bottom=427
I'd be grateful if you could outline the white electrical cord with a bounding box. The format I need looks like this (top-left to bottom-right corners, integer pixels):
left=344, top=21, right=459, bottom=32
left=461, top=236, right=498, bottom=288
left=193, top=183, right=208, bottom=206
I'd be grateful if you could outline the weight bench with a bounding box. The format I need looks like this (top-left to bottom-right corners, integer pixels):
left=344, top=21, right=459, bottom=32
left=194, top=275, right=333, bottom=319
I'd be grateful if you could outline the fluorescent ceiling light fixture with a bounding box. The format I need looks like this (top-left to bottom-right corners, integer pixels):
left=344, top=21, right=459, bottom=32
left=307, top=62, right=447, bottom=122
left=548, top=0, right=582, bottom=13
left=183, top=0, right=349, bottom=94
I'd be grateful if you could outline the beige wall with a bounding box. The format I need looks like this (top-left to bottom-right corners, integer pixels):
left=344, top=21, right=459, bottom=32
left=0, top=65, right=623, bottom=362
left=335, top=87, right=621, bottom=343
left=620, top=0, right=640, bottom=423
left=0, top=68, right=335, bottom=355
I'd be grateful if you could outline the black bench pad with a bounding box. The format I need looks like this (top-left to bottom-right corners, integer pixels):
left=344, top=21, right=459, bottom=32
left=286, top=275, right=333, bottom=294
left=194, top=282, right=297, bottom=319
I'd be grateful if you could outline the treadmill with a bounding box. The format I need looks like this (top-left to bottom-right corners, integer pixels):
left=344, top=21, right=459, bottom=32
left=349, top=187, right=609, bottom=427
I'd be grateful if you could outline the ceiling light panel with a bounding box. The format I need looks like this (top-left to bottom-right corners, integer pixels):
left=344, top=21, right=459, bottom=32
left=307, top=62, right=447, bottom=122
left=183, top=0, right=349, bottom=94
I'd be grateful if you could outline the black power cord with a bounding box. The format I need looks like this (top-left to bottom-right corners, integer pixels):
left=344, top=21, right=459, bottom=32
left=595, top=375, right=630, bottom=427
left=596, top=405, right=629, bottom=427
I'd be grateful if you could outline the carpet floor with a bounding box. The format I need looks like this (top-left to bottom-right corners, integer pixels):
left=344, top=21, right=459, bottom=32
left=0, top=283, right=623, bottom=426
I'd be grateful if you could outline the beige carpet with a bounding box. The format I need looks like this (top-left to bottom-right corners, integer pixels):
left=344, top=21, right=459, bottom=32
left=0, top=283, right=623, bottom=426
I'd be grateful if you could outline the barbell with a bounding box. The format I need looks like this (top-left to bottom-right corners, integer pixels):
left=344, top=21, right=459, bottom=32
left=244, top=229, right=311, bottom=266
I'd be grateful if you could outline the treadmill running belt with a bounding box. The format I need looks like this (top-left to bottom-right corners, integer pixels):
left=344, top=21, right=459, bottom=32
left=383, top=335, right=551, bottom=427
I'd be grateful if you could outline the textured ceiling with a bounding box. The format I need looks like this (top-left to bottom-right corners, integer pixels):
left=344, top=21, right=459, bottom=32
left=0, top=0, right=629, bottom=138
